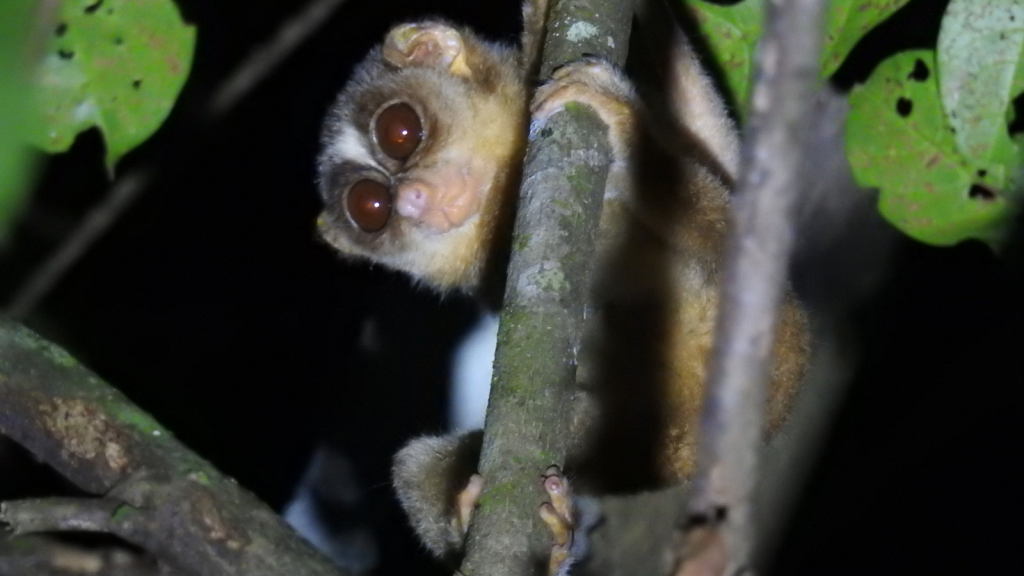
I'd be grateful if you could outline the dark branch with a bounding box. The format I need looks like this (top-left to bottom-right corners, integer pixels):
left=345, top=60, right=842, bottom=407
left=0, top=532, right=174, bottom=576
left=3, top=497, right=129, bottom=536
left=0, top=319, right=349, bottom=576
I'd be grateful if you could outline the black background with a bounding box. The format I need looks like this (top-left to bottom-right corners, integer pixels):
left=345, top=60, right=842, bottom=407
left=1, top=0, right=1021, bottom=574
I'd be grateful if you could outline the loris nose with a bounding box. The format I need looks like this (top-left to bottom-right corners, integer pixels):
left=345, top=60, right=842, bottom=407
left=394, top=180, right=457, bottom=232
left=395, top=180, right=432, bottom=220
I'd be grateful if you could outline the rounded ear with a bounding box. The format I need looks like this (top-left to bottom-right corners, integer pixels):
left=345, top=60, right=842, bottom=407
left=383, top=23, right=472, bottom=78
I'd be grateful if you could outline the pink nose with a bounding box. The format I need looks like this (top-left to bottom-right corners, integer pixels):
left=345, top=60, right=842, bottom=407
left=395, top=181, right=431, bottom=220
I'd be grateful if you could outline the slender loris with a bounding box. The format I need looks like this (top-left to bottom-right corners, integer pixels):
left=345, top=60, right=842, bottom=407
left=315, top=2, right=809, bottom=564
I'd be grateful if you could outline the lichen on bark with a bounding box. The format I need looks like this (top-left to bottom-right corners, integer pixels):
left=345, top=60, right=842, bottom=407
left=458, top=1, right=634, bottom=575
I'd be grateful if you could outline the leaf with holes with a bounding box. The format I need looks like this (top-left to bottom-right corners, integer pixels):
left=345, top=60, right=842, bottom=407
left=822, top=0, right=911, bottom=77
left=683, top=0, right=764, bottom=118
left=0, top=0, right=37, bottom=242
left=847, top=50, right=1018, bottom=247
left=30, top=0, right=195, bottom=171
left=683, top=0, right=909, bottom=118
left=938, top=0, right=1024, bottom=168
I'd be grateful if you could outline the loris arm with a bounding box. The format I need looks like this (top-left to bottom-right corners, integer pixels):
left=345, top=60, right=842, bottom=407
left=391, top=432, right=482, bottom=558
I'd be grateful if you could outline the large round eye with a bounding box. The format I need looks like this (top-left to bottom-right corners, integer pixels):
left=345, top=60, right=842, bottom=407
left=346, top=179, right=391, bottom=233
left=374, top=103, right=423, bottom=161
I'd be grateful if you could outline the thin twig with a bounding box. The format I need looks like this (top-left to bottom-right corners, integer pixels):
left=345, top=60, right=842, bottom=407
left=0, top=533, right=174, bottom=576
left=679, top=0, right=826, bottom=574
left=6, top=169, right=152, bottom=319
left=208, top=0, right=349, bottom=118
left=2, top=497, right=128, bottom=536
left=5, top=0, right=349, bottom=320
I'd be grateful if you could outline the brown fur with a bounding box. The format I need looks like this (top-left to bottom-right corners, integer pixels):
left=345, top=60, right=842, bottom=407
left=320, top=12, right=810, bottom=555
left=317, top=22, right=528, bottom=296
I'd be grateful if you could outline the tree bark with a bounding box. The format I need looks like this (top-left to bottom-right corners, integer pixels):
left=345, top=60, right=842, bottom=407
left=458, top=1, right=634, bottom=576
left=0, top=318, right=349, bottom=576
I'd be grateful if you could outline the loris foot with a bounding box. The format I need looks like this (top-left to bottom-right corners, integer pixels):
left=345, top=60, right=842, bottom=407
left=530, top=58, right=637, bottom=163
left=540, top=465, right=599, bottom=576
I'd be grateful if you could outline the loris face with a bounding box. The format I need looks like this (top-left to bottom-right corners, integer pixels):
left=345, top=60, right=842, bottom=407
left=317, top=22, right=529, bottom=293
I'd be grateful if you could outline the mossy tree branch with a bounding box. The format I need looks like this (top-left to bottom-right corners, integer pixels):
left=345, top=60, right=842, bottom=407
left=0, top=318, right=349, bottom=576
left=459, top=1, right=633, bottom=576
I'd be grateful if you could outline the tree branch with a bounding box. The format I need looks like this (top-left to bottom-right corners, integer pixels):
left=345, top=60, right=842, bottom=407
left=0, top=532, right=174, bottom=576
left=458, top=1, right=633, bottom=576
left=677, top=0, right=826, bottom=574
left=3, top=497, right=128, bottom=535
left=0, top=318, right=349, bottom=576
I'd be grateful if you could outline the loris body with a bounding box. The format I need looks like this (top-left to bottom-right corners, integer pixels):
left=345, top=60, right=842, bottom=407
left=317, top=7, right=809, bottom=560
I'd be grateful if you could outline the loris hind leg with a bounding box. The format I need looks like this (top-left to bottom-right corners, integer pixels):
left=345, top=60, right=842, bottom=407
left=659, top=283, right=810, bottom=480
left=531, top=56, right=810, bottom=483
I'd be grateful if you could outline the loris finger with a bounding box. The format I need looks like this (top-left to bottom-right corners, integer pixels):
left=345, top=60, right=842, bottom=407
left=455, top=473, right=484, bottom=535
left=530, top=58, right=637, bottom=163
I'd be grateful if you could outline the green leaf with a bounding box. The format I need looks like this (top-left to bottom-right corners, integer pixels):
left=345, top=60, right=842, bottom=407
left=938, top=0, right=1024, bottom=168
left=684, top=0, right=909, bottom=118
left=683, top=0, right=764, bottom=119
left=1012, top=26, right=1024, bottom=99
left=0, top=0, right=36, bottom=243
left=30, top=0, right=196, bottom=171
left=847, top=50, right=1020, bottom=247
left=821, top=0, right=912, bottom=77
